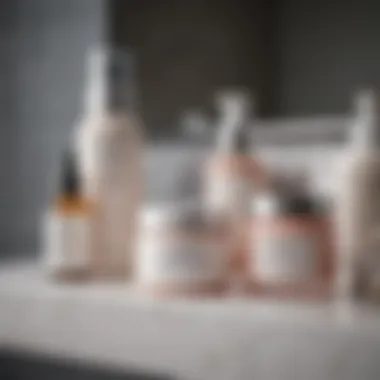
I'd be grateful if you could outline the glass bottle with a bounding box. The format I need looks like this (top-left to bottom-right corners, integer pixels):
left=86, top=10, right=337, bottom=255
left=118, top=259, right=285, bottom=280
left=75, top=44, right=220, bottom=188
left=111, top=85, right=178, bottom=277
left=75, top=46, right=143, bottom=280
left=43, top=150, right=92, bottom=280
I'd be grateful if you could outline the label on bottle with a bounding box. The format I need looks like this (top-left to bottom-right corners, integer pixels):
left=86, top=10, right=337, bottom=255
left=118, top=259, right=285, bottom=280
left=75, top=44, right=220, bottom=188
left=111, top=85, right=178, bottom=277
left=77, top=118, right=140, bottom=275
left=253, top=227, right=318, bottom=283
left=43, top=212, right=90, bottom=271
left=138, top=238, right=226, bottom=284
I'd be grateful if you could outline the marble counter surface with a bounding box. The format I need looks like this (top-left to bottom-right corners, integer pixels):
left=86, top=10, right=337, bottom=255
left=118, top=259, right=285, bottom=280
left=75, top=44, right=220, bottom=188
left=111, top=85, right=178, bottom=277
left=1, top=261, right=380, bottom=380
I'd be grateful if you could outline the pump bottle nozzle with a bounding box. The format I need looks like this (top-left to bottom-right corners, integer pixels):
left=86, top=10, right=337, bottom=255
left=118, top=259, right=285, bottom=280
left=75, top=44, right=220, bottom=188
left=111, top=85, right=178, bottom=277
left=215, top=89, right=254, bottom=153
left=350, top=89, right=379, bottom=152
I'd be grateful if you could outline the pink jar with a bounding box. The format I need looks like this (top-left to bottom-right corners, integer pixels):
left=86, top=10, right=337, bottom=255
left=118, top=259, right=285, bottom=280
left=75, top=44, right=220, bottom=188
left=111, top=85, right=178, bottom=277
left=136, top=202, right=231, bottom=297
left=247, top=188, right=334, bottom=299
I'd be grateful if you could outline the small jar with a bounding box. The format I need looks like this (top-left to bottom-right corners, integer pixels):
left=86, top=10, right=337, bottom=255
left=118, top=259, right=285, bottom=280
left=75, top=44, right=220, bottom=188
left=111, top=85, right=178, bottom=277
left=136, top=202, right=230, bottom=296
left=247, top=187, right=334, bottom=299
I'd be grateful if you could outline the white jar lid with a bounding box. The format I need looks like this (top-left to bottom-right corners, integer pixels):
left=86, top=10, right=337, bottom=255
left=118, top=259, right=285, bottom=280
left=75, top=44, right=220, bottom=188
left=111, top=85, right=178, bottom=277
left=250, top=191, right=280, bottom=217
left=140, top=200, right=206, bottom=229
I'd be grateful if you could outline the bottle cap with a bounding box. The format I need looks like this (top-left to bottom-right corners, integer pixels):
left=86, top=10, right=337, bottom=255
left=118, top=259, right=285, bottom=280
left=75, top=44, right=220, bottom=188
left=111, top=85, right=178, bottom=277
left=215, top=89, right=254, bottom=154
left=350, top=89, right=380, bottom=151
left=140, top=200, right=208, bottom=230
left=251, top=173, right=320, bottom=217
left=84, top=45, right=136, bottom=113
left=355, top=89, right=377, bottom=116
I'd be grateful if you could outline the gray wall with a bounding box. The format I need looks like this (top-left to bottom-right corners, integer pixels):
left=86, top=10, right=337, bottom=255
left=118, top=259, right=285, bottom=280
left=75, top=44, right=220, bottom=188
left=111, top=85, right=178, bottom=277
left=111, top=0, right=380, bottom=121
left=0, top=1, right=14, bottom=254
left=0, top=0, right=106, bottom=256
left=271, top=0, right=380, bottom=116
left=111, top=0, right=267, bottom=136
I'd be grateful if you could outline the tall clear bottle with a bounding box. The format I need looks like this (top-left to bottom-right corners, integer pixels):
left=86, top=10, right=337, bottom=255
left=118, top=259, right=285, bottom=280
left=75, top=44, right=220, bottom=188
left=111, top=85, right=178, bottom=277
left=75, top=46, right=142, bottom=279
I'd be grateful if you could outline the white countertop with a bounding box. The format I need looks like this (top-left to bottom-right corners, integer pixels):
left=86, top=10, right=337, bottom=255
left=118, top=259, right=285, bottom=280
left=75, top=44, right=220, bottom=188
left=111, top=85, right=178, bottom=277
left=1, top=262, right=380, bottom=380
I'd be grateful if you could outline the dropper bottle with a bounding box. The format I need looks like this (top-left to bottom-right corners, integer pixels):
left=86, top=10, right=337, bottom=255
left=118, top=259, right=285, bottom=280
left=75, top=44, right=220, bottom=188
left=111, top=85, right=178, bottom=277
left=43, top=150, right=92, bottom=280
left=335, top=89, right=380, bottom=299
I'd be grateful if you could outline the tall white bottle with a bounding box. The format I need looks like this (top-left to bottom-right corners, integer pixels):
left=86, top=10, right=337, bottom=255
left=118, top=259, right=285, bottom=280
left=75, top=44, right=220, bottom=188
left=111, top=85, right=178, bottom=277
left=75, top=46, right=142, bottom=279
left=336, top=90, right=380, bottom=298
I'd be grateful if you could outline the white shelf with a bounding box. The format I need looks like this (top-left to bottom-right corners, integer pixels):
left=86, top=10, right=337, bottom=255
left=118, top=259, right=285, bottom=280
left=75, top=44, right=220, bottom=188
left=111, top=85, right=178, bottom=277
left=1, top=262, right=380, bottom=380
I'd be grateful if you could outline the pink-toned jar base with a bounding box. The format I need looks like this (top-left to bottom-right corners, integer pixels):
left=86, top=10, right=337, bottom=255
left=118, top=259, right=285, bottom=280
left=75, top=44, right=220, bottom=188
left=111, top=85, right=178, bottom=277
left=139, top=280, right=228, bottom=298
left=244, top=216, right=335, bottom=300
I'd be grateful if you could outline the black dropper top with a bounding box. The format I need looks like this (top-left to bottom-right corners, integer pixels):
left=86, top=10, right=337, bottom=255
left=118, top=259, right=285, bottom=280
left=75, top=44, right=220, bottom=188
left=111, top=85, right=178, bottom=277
left=60, top=149, right=80, bottom=197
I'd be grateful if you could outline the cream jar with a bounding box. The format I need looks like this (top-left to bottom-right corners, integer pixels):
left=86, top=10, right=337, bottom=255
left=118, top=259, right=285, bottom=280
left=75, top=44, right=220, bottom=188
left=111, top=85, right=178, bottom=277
left=136, top=202, right=230, bottom=296
left=247, top=188, right=334, bottom=299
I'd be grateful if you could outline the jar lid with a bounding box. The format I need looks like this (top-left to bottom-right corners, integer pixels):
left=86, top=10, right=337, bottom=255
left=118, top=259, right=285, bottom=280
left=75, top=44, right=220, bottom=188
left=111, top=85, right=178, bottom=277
left=251, top=191, right=321, bottom=217
left=251, top=172, right=321, bottom=217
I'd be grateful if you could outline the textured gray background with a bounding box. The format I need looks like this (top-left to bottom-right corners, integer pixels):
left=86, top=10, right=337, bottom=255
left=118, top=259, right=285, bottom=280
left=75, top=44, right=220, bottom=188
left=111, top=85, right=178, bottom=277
left=111, top=0, right=266, bottom=135
left=271, top=0, right=380, bottom=116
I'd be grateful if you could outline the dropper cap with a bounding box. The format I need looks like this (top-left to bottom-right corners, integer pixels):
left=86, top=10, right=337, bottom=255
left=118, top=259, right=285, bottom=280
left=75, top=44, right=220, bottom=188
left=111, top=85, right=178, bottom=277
left=215, top=89, right=253, bottom=154
left=60, top=149, right=80, bottom=197
left=350, top=89, right=380, bottom=152
left=84, top=45, right=136, bottom=114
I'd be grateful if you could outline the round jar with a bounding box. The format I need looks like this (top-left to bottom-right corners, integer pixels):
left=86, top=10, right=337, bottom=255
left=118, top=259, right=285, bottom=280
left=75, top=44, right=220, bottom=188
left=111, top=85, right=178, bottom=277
left=247, top=190, right=334, bottom=299
left=136, top=202, right=230, bottom=296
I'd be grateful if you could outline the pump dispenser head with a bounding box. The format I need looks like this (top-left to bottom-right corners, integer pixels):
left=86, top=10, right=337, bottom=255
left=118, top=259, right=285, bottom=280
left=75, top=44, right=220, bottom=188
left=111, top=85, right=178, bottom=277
left=215, top=89, right=254, bottom=154
left=84, top=45, right=136, bottom=114
left=350, top=89, right=380, bottom=152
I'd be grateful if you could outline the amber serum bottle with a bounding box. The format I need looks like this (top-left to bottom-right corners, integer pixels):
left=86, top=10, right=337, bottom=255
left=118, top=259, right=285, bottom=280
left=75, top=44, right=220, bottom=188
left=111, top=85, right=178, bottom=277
left=42, top=150, right=92, bottom=281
